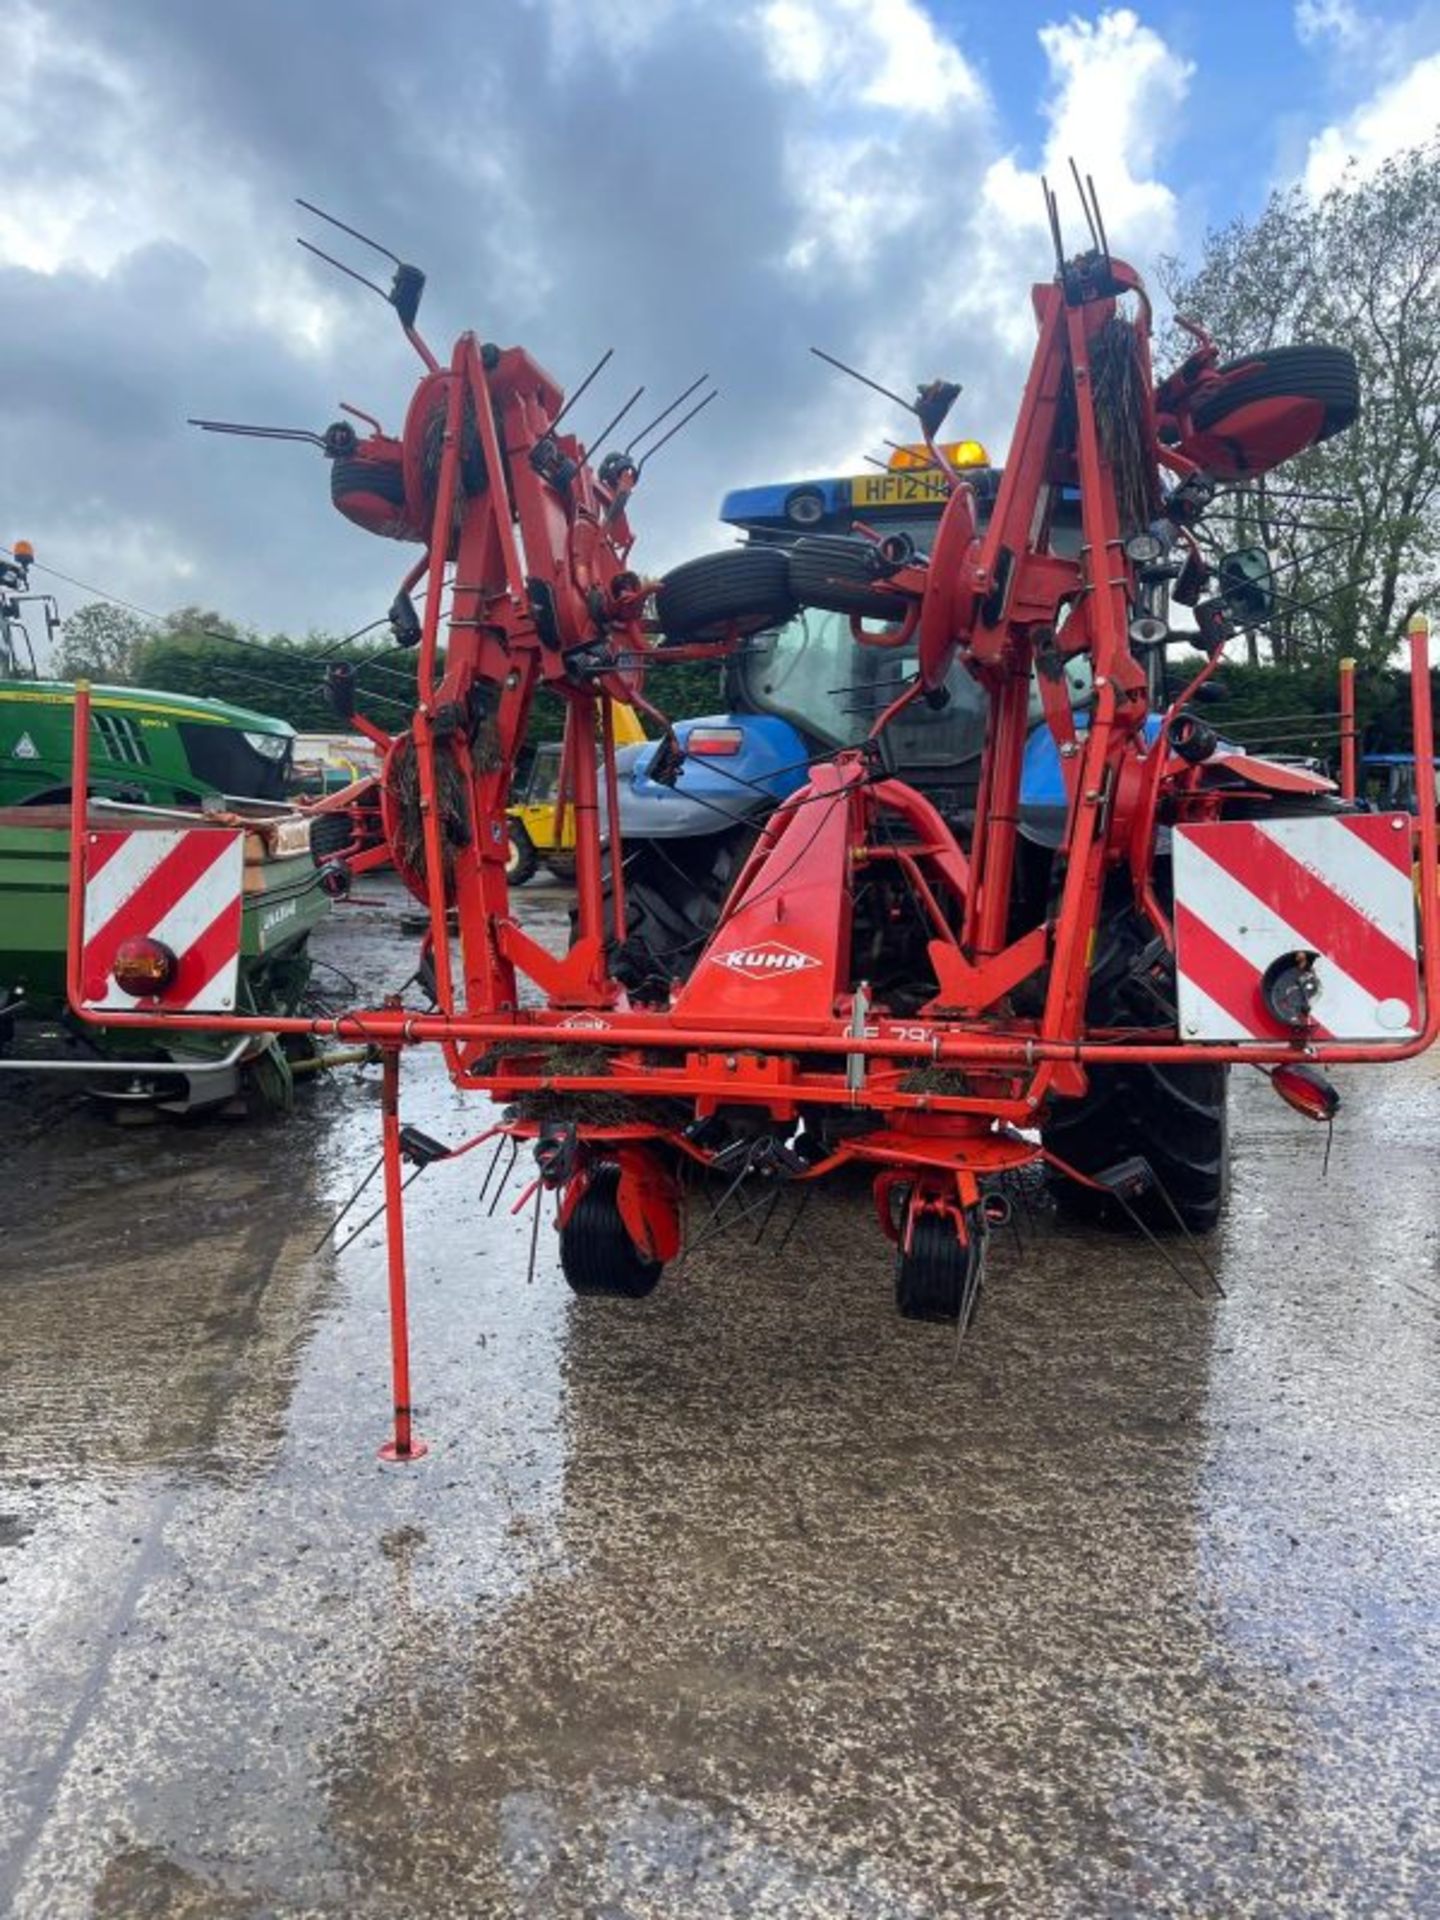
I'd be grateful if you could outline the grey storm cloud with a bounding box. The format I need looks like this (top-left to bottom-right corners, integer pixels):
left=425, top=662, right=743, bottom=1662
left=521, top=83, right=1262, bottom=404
left=0, top=0, right=1179, bottom=642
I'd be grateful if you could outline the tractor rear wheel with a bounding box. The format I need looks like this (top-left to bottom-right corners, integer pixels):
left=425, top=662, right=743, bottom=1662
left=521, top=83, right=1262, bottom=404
left=1042, top=908, right=1229, bottom=1232
left=895, top=1212, right=983, bottom=1326
left=599, top=827, right=756, bottom=1000
left=1043, top=1059, right=1229, bottom=1232
left=559, top=1165, right=664, bottom=1298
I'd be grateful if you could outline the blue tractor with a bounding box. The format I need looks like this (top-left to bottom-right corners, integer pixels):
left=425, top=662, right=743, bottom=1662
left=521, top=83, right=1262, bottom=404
left=602, top=444, right=1264, bottom=1231
left=605, top=443, right=1095, bottom=999
left=1357, top=751, right=1440, bottom=814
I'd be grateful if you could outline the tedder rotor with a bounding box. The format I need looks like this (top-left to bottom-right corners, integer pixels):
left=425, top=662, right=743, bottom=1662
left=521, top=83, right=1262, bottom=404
left=66, top=193, right=1439, bottom=1459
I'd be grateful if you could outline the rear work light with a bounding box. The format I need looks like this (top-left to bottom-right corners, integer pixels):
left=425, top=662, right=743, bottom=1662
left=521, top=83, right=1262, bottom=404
left=111, top=935, right=178, bottom=997
left=685, top=727, right=744, bottom=757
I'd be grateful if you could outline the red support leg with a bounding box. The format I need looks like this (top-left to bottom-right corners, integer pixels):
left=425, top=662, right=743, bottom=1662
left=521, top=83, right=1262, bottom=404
left=377, top=1043, right=428, bottom=1463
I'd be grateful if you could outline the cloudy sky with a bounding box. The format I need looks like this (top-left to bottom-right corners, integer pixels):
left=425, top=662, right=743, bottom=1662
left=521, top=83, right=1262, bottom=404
left=2, top=0, right=1437, bottom=653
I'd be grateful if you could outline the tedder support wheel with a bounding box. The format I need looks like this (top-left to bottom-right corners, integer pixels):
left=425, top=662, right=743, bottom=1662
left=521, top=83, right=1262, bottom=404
left=787, top=534, right=909, bottom=622
left=1186, top=345, right=1359, bottom=477
left=895, top=1212, right=983, bottom=1326
left=559, top=1164, right=664, bottom=1298
left=655, top=548, right=796, bottom=642
left=505, top=818, right=538, bottom=886
left=330, top=453, right=407, bottom=512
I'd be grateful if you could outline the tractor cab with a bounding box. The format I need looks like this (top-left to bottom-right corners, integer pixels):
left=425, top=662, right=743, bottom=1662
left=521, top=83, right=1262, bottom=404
left=600, top=445, right=1096, bottom=987
left=1, top=540, right=298, bottom=811
left=713, top=446, right=1089, bottom=823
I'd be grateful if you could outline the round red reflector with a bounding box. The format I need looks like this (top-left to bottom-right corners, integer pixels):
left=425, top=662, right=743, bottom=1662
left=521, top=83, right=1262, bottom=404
left=111, top=935, right=178, bottom=997
left=1270, top=1063, right=1340, bottom=1123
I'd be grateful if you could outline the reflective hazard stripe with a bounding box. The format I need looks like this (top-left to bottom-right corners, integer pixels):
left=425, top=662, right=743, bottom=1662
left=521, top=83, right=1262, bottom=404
left=80, top=829, right=245, bottom=1013
left=1173, top=814, right=1419, bottom=1043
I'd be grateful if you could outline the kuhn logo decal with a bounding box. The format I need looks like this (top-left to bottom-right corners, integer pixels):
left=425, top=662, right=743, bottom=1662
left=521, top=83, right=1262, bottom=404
left=712, top=941, right=821, bottom=979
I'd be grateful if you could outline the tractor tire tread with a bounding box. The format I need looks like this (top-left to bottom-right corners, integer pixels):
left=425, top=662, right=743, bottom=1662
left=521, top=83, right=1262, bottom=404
left=1043, top=907, right=1230, bottom=1233
left=787, top=534, right=909, bottom=621
left=655, top=549, right=796, bottom=643
left=1193, top=345, right=1359, bottom=441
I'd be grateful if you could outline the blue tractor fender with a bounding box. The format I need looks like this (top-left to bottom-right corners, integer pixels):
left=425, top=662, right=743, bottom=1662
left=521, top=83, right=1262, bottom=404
left=1019, top=712, right=1165, bottom=847
left=607, top=713, right=811, bottom=840
left=610, top=710, right=1167, bottom=846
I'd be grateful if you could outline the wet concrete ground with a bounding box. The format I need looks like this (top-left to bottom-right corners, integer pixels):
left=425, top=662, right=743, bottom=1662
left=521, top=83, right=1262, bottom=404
left=2, top=877, right=1439, bottom=1918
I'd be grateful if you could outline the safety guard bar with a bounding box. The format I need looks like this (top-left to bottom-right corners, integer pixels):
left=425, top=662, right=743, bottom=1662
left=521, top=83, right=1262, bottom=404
left=63, top=620, right=1439, bottom=1071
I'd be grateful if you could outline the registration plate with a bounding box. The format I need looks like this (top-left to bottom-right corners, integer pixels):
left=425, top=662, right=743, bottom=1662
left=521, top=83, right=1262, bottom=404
left=850, top=471, right=950, bottom=509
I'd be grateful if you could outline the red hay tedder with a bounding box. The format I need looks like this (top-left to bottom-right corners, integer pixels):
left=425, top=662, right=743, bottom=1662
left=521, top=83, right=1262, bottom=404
left=67, top=192, right=1438, bottom=1460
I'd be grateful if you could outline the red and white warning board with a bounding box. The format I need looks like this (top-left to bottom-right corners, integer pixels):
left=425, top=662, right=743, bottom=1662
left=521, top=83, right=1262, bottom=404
left=1173, top=813, right=1420, bottom=1043
left=80, top=828, right=246, bottom=1013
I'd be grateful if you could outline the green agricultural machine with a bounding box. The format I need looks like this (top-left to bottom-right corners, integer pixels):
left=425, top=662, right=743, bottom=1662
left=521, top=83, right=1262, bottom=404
left=0, top=542, right=333, bottom=1113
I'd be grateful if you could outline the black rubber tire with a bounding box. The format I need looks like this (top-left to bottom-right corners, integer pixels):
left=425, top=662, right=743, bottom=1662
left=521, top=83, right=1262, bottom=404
left=415, top=384, right=488, bottom=502
left=895, top=1213, right=982, bottom=1325
left=330, top=454, right=407, bottom=509
left=784, top=485, right=826, bottom=528
left=309, top=810, right=355, bottom=862
left=505, top=818, right=538, bottom=886
left=655, top=549, right=796, bottom=642
left=544, top=852, right=577, bottom=884
left=599, top=827, right=756, bottom=999
left=787, top=534, right=909, bottom=621
left=559, top=1164, right=663, bottom=1297
left=1042, top=909, right=1229, bottom=1233
left=1044, top=1059, right=1229, bottom=1232
left=1192, top=346, right=1359, bottom=447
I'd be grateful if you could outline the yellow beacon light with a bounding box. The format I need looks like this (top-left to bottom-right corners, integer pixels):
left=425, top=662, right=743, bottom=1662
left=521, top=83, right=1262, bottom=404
left=886, top=440, right=990, bottom=471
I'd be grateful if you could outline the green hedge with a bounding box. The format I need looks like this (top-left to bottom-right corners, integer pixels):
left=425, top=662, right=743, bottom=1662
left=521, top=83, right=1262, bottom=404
left=129, top=621, right=1437, bottom=774
left=131, top=630, right=726, bottom=745
left=1178, top=655, right=1439, bottom=764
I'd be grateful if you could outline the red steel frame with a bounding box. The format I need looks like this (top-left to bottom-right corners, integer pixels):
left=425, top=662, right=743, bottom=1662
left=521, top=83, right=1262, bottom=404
left=64, top=245, right=1440, bottom=1456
